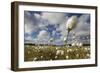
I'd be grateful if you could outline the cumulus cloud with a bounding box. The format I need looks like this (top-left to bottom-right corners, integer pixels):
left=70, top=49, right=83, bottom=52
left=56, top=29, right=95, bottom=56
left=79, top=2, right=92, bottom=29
left=34, top=13, right=41, bottom=19
left=24, top=11, right=40, bottom=34
left=24, top=11, right=68, bottom=44
left=37, top=30, right=50, bottom=42
left=76, top=31, right=90, bottom=36
left=57, top=23, right=67, bottom=41
left=25, top=35, right=32, bottom=41
left=55, top=16, right=69, bottom=41
left=74, top=14, right=90, bottom=36
left=24, top=35, right=37, bottom=43
left=78, top=14, right=90, bottom=22
left=41, top=12, right=66, bottom=24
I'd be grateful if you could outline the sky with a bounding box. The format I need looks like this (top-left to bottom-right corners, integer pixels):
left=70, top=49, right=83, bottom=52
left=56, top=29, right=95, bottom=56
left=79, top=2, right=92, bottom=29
left=24, top=11, right=90, bottom=45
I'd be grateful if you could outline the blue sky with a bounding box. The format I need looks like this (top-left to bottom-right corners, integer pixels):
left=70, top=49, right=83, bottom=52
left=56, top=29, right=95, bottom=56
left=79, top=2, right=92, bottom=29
left=24, top=11, right=90, bottom=45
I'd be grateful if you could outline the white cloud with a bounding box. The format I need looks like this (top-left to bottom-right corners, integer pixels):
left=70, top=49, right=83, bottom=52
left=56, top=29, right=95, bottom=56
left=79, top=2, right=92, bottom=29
left=76, top=31, right=90, bottom=36
left=24, top=35, right=38, bottom=44
left=25, top=12, right=68, bottom=44
left=37, top=30, right=50, bottom=42
left=24, top=12, right=50, bottom=35
left=34, top=13, right=41, bottom=19
left=58, top=23, right=67, bottom=40
left=41, top=12, right=66, bottom=24
left=25, top=35, right=33, bottom=41
left=55, top=16, right=69, bottom=41
left=24, top=11, right=37, bottom=34
left=24, top=24, right=33, bottom=34
left=54, top=39, right=64, bottom=45
left=76, top=14, right=90, bottom=30
left=25, top=30, right=50, bottom=44
left=75, top=14, right=90, bottom=36
left=78, top=14, right=90, bottom=22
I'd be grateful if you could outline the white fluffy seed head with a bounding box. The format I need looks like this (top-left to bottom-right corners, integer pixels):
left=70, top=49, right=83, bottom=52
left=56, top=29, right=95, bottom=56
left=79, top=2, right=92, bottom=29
left=55, top=56, right=58, bottom=59
left=76, top=54, right=79, bottom=57
left=69, top=49, right=72, bottom=52
left=63, top=37, right=67, bottom=42
left=56, top=47, right=60, bottom=50
left=33, top=57, right=37, bottom=61
left=41, top=56, right=43, bottom=58
left=56, top=50, right=61, bottom=55
left=84, top=47, right=90, bottom=51
left=67, top=50, right=70, bottom=53
left=84, top=47, right=88, bottom=50
left=75, top=49, right=78, bottom=51
left=38, top=46, right=41, bottom=49
left=66, top=55, right=69, bottom=59
left=78, top=43, right=83, bottom=47
left=41, top=46, right=44, bottom=49
left=56, top=50, right=64, bottom=55
left=37, top=47, right=39, bottom=49
left=86, top=54, right=90, bottom=57
left=28, top=51, right=30, bottom=54
left=61, top=51, right=64, bottom=55
left=76, top=43, right=79, bottom=46
left=49, top=38, right=54, bottom=42
left=66, top=16, right=78, bottom=30
left=72, top=43, right=76, bottom=46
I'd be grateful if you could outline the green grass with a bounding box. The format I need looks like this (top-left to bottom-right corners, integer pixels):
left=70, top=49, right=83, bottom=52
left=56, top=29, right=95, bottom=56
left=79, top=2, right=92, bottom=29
left=24, top=45, right=90, bottom=61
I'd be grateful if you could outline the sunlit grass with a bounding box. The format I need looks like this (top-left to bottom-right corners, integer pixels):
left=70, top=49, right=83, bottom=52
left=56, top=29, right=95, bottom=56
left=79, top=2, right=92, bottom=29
left=24, top=45, right=90, bottom=61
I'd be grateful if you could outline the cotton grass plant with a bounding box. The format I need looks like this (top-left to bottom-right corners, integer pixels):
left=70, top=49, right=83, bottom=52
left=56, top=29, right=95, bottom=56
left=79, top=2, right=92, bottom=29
left=65, top=16, right=78, bottom=45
